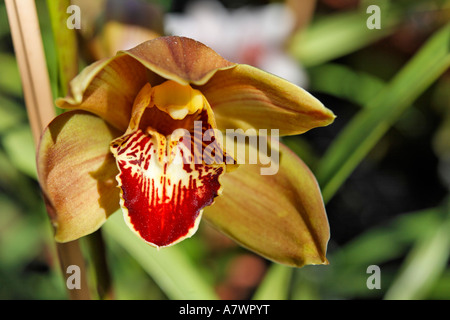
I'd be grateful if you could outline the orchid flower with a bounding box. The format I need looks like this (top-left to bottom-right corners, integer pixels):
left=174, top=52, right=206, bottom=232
left=37, top=36, right=335, bottom=267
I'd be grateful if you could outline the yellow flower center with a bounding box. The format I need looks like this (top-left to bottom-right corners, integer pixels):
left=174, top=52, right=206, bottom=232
left=125, top=80, right=215, bottom=138
left=152, top=80, right=204, bottom=120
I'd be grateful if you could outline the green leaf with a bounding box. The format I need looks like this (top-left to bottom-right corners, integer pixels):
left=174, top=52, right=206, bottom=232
left=0, top=54, right=22, bottom=97
left=289, top=5, right=401, bottom=67
left=308, top=63, right=386, bottom=108
left=0, top=2, right=11, bottom=39
left=2, top=125, right=37, bottom=179
left=299, top=205, right=447, bottom=299
left=103, top=212, right=219, bottom=300
left=384, top=200, right=450, bottom=300
left=316, top=23, right=450, bottom=202
left=0, top=150, right=41, bottom=207
left=0, top=95, right=26, bottom=133
left=46, top=0, right=78, bottom=96
left=252, top=264, right=293, bottom=300
left=331, top=206, right=443, bottom=268
left=0, top=194, right=46, bottom=269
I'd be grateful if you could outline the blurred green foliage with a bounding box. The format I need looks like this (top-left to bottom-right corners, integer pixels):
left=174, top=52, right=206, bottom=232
left=0, top=0, right=449, bottom=300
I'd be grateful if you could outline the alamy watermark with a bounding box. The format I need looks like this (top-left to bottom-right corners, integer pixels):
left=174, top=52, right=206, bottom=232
left=366, top=5, right=381, bottom=30
left=66, top=263, right=383, bottom=291
left=66, top=265, right=81, bottom=290
left=366, top=265, right=381, bottom=290
left=167, top=122, right=280, bottom=176
left=119, top=122, right=281, bottom=176
left=66, top=4, right=382, bottom=31
left=66, top=5, right=81, bottom=29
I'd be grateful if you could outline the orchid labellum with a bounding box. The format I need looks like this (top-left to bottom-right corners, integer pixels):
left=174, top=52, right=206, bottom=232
left=37, top=36, right=335, bottom=267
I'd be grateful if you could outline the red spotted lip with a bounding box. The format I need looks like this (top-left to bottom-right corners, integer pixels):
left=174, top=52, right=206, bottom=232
left=112, top=129, right=224, bottom=248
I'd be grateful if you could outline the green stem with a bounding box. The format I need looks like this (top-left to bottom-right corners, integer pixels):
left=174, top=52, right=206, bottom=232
left=56, top=241, right=91, bottom=300
left=85, top=230, right=115, bottom=300
left=46, top=0, right=78, bottom=97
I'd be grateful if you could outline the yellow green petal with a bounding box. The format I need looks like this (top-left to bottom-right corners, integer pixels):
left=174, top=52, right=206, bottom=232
left=203, top=142, right=329, bottom=267
left=37, top=111, right=121, bottom=242
left=122, top=36, right=236, bottom=86
left=55, top=54, right=148, bottom=131
left=201, top=64, right=336, bottom=136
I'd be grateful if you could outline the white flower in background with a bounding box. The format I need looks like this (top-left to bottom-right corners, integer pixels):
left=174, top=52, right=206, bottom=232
left=165, top=0, right=308, bottom=86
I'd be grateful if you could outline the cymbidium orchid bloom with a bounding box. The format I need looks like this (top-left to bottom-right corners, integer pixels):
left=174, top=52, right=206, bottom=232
left=37, top=36, right=335, bottom=267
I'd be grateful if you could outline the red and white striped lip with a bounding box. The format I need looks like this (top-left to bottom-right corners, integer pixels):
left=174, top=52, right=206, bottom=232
left=110, top=80, right=229, bottom=248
